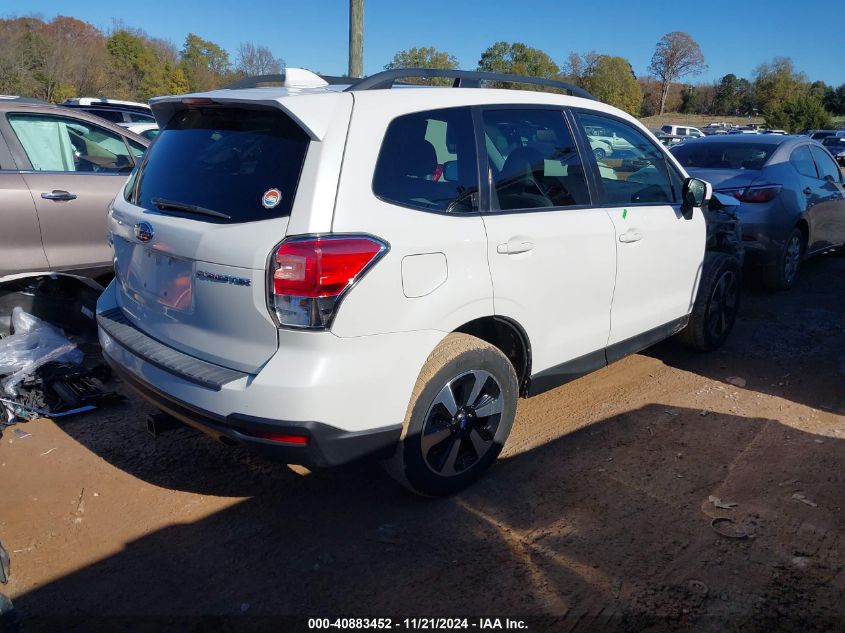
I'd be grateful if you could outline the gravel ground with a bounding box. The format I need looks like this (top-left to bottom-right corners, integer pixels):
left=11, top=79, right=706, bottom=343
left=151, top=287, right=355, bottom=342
left=2, top=252, right=844, bottom=632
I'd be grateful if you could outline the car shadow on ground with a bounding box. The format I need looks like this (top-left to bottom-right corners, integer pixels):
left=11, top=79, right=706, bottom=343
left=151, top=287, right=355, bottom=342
left=15, top=403, right=845, bottom=631
left=645, top=252, right=845, bottom=416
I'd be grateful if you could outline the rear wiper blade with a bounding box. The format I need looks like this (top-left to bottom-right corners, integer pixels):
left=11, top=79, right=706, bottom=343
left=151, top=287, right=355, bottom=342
left=151, top=197, right=231, bottom=220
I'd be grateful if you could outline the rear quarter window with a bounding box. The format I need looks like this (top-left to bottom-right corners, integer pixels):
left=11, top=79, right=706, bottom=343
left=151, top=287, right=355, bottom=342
left=372, top=107, right=478, bottom=212
left=129, top=106, right=309, bottom=223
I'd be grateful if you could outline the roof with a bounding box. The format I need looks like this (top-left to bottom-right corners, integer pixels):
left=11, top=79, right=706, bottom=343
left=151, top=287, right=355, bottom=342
left=685, top=134, right=801, bottom=146
left=62, top=97, right=151, bottom=110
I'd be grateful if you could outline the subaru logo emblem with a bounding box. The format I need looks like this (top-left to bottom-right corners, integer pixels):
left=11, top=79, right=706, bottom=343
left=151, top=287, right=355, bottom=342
left=134, top=221, right=154, bottom=243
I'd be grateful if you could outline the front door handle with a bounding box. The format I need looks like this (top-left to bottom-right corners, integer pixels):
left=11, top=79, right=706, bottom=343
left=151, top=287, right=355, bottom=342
left=41, top=190, right=77, bottom=201
left=803, top=187, right=812, bottom=196
left=496, top=237, right=535, bottom=255
left=619, top=231, right=643, bottom=243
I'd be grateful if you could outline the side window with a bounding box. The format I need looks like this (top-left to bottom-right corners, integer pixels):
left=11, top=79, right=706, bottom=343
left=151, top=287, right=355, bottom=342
left=810, top=146, right=842, bottom=182
left=677, top=127, right=688, bottom=136
left=576, top=112, right=678, bottom=205
left=790, top=146, right=818, bottom=178
left=373, top=107, right=478, bottom=212
left=8, top=113, right=134, bottom=173
left=661, top=125, right=672, bottom=134
left=128, top=111, right=155, bottom=123
left=482, top=108, right=590, bottom=211
left=85, top=108, right=126, bottom=123
left=128, top=139, right=146, bottom=159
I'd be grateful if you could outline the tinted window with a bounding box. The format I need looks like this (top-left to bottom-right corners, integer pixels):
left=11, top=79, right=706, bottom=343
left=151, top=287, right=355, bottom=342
left=810, top=146, right=842, bottom=181
left=821, top=137, right=845, bottom=149
left=677, top=127, right=688, bottom=136
left=482, top=108, right=589, bottom=211
left=790, top=146, right=818, bottom=178
left=577, top=112, right=678, bottom=205
left=8, top=113, right=134, bottom=173
left=671, top=141, right=776, bottom=170
left=127, top=111, right=155, bottom=123
left=131, top=106, right=308, bottom=223
left=661, top=125, right=671, bottom=133
left=373, top=107, right=478, bottom=212
left=85, top=108, right=126, bottom=123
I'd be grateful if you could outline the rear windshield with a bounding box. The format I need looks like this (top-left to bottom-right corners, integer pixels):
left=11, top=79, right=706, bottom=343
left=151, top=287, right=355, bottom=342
left=129, top=106, right=309, bottom=223
left=670, top=142, right=776, bottom=170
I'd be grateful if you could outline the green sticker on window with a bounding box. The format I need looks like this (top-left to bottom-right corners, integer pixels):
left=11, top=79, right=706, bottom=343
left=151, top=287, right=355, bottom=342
left=622, top=209, right=628, bottom=219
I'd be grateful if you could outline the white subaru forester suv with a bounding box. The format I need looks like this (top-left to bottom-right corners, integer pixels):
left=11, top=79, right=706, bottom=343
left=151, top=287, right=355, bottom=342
left=97, top=68, right=742, bottom=495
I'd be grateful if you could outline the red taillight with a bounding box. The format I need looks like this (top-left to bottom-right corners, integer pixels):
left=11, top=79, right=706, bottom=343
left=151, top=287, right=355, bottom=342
left=269, top=235, right=388, bottom=329
left=273, top=237, right=383, bottom=298
left=256, top=432, right=310, bottom=445
left=721, top=184, right=782, bottom=203
left=181, top=97, right=215, bottom=106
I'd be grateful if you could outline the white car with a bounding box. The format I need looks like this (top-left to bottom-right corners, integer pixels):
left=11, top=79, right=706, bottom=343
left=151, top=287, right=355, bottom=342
left=660, top=125, right=705, bottom=139
left=97, top=68, right=741, bottom=495
left=118, top=122, right=160, bottom=141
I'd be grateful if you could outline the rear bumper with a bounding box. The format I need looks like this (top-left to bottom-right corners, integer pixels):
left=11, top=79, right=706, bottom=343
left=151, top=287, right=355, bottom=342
left=96, top=281, right=442, bottom=466
left=106, top=356, right=400, bottom=467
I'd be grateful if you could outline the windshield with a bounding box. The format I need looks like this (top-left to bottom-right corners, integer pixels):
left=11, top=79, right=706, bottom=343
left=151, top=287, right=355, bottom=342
left=128, top=106, right=309, bottom=223
left=670, top=142, right=776, bottom=170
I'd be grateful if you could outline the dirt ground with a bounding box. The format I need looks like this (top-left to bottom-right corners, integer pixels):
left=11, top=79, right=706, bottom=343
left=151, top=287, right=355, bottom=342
left=2, top=252, right=844, bottom=632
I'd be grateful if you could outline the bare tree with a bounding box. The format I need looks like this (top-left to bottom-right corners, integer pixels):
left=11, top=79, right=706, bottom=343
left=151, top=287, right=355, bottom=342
left=236, top=42, right=283, bottom=76
left=648, top=32, right=706, bottom=114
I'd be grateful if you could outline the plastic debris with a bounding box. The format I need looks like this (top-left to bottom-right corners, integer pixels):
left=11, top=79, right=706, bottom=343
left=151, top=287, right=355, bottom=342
left=0, top=308, right=82, bottom=396
left=709, top=495, right=737, bottom=509
left=725, top=376, right=746, bottom=388
left=11, top=428, right=30, bottom=439
left=711, top=517, right=751, bottom=540
left=687, top=579, right=709, bottom=596
left=792, top=493, right=818, bottom=508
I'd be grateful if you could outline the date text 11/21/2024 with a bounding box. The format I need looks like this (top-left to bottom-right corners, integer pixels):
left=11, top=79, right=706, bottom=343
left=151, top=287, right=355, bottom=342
left=307, top=618, right=529, bottom=630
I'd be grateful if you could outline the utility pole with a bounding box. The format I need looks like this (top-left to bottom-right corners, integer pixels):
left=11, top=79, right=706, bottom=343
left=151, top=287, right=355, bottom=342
left=348, top=0, right=364, bottom=78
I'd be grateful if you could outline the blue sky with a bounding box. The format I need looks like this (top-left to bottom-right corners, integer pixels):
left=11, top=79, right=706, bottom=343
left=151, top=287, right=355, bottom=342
left=8, top=0, right=842, bottom=85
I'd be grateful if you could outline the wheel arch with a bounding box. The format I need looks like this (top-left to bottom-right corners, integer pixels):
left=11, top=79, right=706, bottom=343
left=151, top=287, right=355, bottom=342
left=455, top=316, right=532, bottom=397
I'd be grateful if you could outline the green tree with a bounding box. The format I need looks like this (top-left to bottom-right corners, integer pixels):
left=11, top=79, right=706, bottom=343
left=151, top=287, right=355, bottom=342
left=713, top=73, right=741, bottom=114
left=384, top=46, right=458, bottom=85
left=679, top=85, right=698, bottom=113
left=765, top=95, right=832, bottom=133
left=477, top=41, right=559, bottom=89
left=583, top=55, right=643, bottom=115
left=648, top=31, right=706, bottom=114
left=108, top=30, right=188, bottom=99
left=180, top=33, right=231, bottom=92
left=753, top=57, right=807, bottom=114
left=826, top=84, right=845, bottom=116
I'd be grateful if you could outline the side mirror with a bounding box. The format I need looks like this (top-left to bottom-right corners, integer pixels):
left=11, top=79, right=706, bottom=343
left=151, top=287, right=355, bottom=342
left=442, top=160, right=458, bottom=182
left=681, top=177, right=712, bottom=216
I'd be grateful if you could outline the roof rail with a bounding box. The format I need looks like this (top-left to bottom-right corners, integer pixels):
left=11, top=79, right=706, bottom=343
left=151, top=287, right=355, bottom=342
left=345, top=68, right=596, bottom=100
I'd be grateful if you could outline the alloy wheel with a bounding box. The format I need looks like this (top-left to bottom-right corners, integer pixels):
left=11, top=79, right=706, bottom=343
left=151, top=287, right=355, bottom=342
left=420, top=370, right=504, bottom=477
left=783, top=234, right=802, bottom=285
left=705, top=269, right=739, bottom=341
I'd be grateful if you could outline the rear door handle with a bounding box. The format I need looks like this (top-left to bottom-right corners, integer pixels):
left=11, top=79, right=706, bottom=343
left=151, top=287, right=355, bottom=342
left=803, top=187, right=812, bottom=196
left=41, top=190, right=77, bottom=201
left=619, top=231, right=643, bottom=243
left=496, top=237, right=535, bottom=255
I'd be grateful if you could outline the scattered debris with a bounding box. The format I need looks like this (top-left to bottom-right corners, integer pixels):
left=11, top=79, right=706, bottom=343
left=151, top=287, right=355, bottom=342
left=39, top=448, right=56, bottom=456
left=779, top=479, right=800, bottom=487
left=11, top=428, right=30, bottom=439
left=792, top=493, right=818, bottom=508
left=711, top=517, right=751, bottom=540
left=792, top=556, right=812, bottom=569
left=725, top=376, right=746, bottom=388
left=0, top=308, right=82, bottom=397
left=0, top=540, right=8, bottom=583
left=699, top=410, right=710, bottom=416
left=76, top=488, right=86, bottom=514
left=709, top=495, right=738, bottom=509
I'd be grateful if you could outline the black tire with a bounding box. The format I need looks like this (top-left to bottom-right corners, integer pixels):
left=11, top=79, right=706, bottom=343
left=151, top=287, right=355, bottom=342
left=677, top=252, right=741, bottom=352
left=763, top=227, right=804, bottom=290
left=593, top=147, right=607, bottom=160
left=382, top=333, right=518, bottom=496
